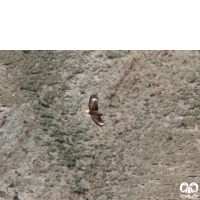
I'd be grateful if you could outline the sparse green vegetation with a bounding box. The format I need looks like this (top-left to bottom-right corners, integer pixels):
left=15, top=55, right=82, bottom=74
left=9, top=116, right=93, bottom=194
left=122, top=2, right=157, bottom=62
left=1, top=50, right=200, bottom=200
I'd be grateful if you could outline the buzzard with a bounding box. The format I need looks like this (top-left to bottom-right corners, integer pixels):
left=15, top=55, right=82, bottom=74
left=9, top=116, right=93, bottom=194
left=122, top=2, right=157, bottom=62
left=84, top=94, right=105, bottom=127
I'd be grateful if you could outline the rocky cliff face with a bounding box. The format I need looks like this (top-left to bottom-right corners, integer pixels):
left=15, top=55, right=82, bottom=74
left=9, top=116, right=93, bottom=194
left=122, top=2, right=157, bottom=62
left=0, top=50, right=200, bottom=200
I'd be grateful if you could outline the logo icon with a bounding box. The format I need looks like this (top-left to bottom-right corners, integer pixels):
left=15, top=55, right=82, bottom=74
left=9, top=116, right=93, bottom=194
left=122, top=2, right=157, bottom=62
left=180, top=182, right=198, bottom=199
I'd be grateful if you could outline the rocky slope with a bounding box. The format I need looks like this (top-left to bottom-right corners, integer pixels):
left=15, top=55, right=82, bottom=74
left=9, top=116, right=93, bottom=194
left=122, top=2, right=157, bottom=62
left=0, top=50, right=200, bottom=200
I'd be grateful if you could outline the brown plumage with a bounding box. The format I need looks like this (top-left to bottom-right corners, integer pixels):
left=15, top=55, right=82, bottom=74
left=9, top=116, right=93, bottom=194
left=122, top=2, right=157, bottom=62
left=84, top=94, right=105, bottom=127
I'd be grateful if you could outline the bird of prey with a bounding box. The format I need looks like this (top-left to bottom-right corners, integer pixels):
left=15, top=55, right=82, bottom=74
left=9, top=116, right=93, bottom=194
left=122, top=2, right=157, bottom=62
left=84, top=94, right=105, bottom=127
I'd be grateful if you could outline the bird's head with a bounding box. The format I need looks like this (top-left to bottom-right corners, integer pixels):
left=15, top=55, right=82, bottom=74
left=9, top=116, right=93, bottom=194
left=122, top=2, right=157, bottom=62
left=83, top=109, right=91, bottom=118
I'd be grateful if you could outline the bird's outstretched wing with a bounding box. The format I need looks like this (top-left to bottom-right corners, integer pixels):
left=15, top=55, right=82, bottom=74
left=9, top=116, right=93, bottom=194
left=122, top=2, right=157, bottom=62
left=89, top=94, right=98, bottom=111
left=91, top=114, right=105, bottom=127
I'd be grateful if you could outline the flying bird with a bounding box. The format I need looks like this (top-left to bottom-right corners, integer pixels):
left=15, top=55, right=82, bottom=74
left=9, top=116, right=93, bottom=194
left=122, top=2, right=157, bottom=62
left=84, top=94, right=105, bottom=127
